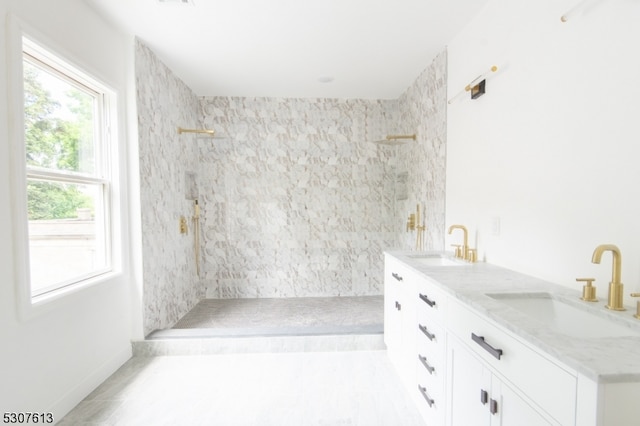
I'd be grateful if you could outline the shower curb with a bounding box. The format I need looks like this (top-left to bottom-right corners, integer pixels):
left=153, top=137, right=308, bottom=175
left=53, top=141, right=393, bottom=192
left=132, top=332, right=385, bottom=356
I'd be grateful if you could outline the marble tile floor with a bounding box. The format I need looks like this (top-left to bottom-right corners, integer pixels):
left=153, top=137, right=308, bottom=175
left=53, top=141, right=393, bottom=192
left=58, top=351, right=425, bottom=426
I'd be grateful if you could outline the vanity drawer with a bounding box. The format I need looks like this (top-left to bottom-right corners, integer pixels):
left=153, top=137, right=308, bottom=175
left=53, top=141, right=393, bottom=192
left=415, top=277, right=448, bottom=324
left=416, top=350, right=445, bottom=397
left=414, top=377, right=446, bottom=426
left=416, top=314, right=446, bottom=364
left=385, top=256, right=415, bottom=286
left=447, top=298, right=577, bottom=426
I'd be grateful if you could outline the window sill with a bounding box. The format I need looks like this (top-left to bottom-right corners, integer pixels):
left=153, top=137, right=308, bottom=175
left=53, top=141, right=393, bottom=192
left=19, top=270, right=123, bottom=322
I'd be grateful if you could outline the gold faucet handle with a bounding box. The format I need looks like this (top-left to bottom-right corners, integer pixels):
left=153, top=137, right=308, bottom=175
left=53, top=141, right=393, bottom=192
left=630, top=293, right=640, bottom=319
left=466, top=248, right=477, bottom=263
left=451, top=244, right=462, bottom=258
left=576, top=278, right=597, bottom=302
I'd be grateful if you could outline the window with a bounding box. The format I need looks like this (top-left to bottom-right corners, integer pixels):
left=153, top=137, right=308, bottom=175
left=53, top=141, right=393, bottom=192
left=21, top=37, right=114, bottom=300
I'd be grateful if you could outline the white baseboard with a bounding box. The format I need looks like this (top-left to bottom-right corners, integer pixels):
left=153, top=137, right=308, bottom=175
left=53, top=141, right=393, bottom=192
left=49, top=344, right=132, bottom=424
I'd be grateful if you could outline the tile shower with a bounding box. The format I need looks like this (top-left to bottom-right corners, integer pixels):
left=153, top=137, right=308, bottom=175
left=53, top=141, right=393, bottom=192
left=136, top=39, right=447, bottom=336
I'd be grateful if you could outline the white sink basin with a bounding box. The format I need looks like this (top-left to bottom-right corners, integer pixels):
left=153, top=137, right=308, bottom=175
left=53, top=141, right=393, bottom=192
left=487, top=292, right=640, bottom=339
left=407, top=254, right=468, bottom=267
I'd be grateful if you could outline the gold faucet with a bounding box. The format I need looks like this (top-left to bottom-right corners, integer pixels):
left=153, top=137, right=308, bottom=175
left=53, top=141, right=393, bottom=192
left=448, top=224, right=469, bottom=260
left=591, top=244, right=626, bottom=311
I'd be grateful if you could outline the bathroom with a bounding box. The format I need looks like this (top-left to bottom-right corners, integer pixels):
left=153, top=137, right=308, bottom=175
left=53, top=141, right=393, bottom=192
left=1, top=0, right=640, bottom=423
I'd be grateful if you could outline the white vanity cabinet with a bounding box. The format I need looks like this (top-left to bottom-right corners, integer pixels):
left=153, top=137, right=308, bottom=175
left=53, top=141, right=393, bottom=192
left=384, top=253, right=640, bottom=425
left=384, top=255, right=417, bottom=388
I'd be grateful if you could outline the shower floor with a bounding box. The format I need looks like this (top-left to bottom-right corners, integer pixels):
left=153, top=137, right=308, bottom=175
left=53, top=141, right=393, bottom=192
left=147, top=296, right=384, bottom=339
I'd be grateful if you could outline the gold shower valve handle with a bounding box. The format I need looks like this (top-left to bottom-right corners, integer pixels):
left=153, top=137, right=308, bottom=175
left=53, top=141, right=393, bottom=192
left=406, top=213, right=416, bottom=232
left=630, top=293, right=640, bottom=319
left=576, top=278, right=597, bottom=302
left=179, top=216, right=188, bottom=234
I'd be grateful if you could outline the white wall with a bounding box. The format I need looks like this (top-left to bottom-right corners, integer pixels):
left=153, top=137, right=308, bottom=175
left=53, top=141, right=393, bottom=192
left=446, top=0, right=640, bottom=295
left=0, top=0, right=135, bottom=419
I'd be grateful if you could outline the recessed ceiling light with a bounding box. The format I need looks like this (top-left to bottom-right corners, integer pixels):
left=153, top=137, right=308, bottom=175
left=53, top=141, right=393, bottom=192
left=317, top=76, right=334, bottom=83
left=157, top=0, right=194, bottom=5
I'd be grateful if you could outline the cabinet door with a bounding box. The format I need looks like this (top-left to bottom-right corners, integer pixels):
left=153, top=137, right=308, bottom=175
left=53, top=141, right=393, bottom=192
left=492, top=380, right=552, bottom=426
left=449, top=336, right=553, bottom=426
left=384, top=257, right=416, bottom=387
left=384, top=256, right=406, bottom=353
left=448, top=336, right=491, bottom=426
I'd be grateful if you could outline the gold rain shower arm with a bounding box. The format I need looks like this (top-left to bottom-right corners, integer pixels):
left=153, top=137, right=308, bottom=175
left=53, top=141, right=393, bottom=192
left=374, top=134, right=417, bottom=145
left=386, top=134, right=416, bottom=142
left=178, top=127, right=215, bottom=136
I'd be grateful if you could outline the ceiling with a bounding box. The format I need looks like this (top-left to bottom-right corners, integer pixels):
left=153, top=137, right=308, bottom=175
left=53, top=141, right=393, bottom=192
left=86, top=0, right=489, bottom=99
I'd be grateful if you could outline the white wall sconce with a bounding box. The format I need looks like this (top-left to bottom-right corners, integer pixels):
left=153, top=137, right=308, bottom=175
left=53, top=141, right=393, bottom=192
left=561, top=0, right=602, bottom=22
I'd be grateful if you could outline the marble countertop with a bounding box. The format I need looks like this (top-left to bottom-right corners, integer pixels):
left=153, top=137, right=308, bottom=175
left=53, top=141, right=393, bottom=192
left=386, top=250, right=640, bottom=384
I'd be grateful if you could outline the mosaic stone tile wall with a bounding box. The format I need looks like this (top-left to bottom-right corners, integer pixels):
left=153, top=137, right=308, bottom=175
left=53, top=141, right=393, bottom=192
left=395, top=51, right=448, bottom=251
left=135, top=40, right=204, bottom=335
left=198, top=97, right=400, bottom=298
left=197, top=52, right=447, bottom=299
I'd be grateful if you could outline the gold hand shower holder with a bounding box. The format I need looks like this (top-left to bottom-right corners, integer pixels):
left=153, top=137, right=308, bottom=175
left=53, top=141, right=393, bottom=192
left=406, top=204, right=425, bottom=251
left=192, top=199, right=201, bottom=277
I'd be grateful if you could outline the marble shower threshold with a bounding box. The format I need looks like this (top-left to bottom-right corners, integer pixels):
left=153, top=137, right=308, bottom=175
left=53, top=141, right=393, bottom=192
left=147, top=323, right=383, bottom=339
left=136, top=296, right=385, bottom=355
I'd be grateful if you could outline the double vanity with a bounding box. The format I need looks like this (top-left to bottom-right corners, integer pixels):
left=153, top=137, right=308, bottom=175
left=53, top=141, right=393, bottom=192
left=384, top=251, right=640, bottom=425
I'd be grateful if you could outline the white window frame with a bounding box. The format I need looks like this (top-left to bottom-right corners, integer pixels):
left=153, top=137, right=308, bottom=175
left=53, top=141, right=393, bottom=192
left=7, top=20, right=121, bottom=316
